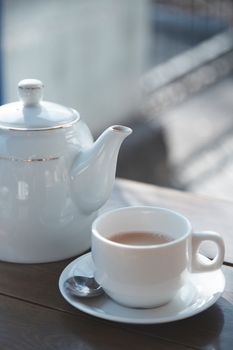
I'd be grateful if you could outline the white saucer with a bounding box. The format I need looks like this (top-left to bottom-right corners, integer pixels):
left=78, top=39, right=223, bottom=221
left=59, top=252, right=225, bottom=324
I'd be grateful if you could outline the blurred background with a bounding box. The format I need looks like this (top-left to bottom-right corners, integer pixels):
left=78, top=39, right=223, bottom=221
left=1, top=0, right=233, bottom=200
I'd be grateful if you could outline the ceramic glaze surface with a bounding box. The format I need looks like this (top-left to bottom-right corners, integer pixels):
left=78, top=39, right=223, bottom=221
left=59, top=252, right=225, bottom=324
left=0, top=80, right=132, bottom=262
left=92, top=206, right=224, bottom=308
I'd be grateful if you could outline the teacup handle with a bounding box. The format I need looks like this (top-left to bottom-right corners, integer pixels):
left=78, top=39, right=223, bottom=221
left=191, top=231, right=225, bottom=272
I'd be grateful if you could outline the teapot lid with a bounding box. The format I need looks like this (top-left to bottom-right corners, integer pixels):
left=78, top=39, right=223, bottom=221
left=0, top=79, right=80, bottom=131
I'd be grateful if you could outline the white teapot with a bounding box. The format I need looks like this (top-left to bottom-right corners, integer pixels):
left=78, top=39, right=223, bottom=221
left=0, top=79, right=132, bottom=263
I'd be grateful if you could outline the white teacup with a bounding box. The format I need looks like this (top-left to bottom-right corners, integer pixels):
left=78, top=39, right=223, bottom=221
left=91, top=206, right=225, bottom=308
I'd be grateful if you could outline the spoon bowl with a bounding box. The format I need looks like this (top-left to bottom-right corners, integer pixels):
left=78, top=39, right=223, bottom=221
left=64, top=276, right=104, bottom=298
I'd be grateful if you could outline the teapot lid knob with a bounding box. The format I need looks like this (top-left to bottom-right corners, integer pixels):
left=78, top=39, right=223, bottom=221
left=18, top=79, right=44, bottom=106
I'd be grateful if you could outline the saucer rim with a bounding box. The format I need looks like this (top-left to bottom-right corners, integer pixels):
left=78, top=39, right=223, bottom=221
left=59, top=252, right=225, bottom=324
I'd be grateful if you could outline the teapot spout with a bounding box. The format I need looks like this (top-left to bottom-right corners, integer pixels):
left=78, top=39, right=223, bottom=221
left=71, top=125, right=132, bottom=213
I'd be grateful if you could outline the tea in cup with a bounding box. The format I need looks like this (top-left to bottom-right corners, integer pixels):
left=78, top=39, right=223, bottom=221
left=91, top=206, right=225, bottom=308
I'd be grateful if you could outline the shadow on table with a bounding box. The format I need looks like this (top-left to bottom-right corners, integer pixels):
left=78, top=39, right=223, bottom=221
left=126, top=298, right=231, bottom=349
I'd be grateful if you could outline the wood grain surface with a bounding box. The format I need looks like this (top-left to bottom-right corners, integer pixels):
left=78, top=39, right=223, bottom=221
left=0, top=178, right=232, bottom=349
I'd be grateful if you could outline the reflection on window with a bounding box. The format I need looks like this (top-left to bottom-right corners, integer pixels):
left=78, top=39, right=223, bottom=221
left=17, top=181, right=29, bottom=200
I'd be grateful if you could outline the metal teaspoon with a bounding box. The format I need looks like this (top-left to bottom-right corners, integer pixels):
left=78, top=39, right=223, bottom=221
left=64, top=275, right=104, bottom=298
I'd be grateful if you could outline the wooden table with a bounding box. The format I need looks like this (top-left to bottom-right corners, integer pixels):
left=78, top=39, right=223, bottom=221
left=0, top=178, right=232, bottom=349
